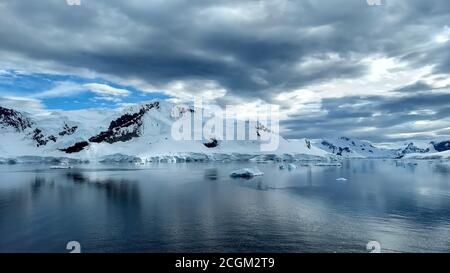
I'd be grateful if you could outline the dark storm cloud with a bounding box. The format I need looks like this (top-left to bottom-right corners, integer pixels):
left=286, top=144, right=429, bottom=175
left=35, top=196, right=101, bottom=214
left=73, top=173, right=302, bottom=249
left=0, top=0, right=449, bottom=141
left=283, top=93, right=450, bottom=141
left=394, top=81, right=434, bottom=93
left=0, top=0, right=446, bottom=95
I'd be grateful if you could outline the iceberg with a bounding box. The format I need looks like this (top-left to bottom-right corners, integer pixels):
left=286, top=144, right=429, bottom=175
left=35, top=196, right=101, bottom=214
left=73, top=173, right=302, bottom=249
left=230, top=167, right=264, bottom=178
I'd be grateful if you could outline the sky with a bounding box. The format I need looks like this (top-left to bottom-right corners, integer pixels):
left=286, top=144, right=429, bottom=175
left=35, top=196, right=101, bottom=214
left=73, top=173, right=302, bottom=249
left=0, top=0, right=449, bottom=142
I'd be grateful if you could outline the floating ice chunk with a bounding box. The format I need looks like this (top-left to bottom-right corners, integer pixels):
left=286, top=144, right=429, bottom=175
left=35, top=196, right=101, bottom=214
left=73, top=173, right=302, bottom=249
left=279, top=163, right=297, bottom=170
left=287, top=163, right=297, bottom=171
left=336, top=177, right=347, bottom=181
left=230, top=167, right=264, bottom=178
left=50, top=165, right=72, bottom=169
left=314, top=162, right=342, bottom=167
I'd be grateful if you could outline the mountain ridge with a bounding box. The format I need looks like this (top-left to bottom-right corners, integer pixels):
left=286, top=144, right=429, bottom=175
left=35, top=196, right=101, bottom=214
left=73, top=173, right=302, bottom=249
left=1, top=102, right=449, bottom=163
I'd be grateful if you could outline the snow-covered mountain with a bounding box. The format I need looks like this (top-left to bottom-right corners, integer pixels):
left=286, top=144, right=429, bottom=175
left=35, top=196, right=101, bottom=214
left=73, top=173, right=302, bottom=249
left=315, top=137, right=397, bottom=158
left=0, top=102, right=329, bottom=163
left=401, top=140, right=450, bottom=159
left=1, top=103, right=449, bottom=163
left=314, top=136, right=450, bottom=159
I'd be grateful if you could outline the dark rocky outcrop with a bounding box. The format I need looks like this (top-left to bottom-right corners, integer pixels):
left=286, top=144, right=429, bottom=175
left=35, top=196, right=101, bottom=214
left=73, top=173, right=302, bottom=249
left=321, top=140, right=352, bottom=156
left=321, top=140, right=338, bottom=153
left=398, top=143, right=429, bottom=157
left=31, top=128, right=57, bottom=147
left=59, top=124, right=78, bottom=136
left=89, top=102, right=159, bottom=144
left=305, top=139, right=311, bottom=149
left=336, top=147, right=351, bottom=156
left=203, top=138, right=218, bottom=148
left=59, top=102, right=160, bottom=154
left=255, top=122, right=271, bottom=137
left=0, top=106, right=32, bottom=131
left=59, top=141, right=89, bottom=153
left=432, top=141, right=450, bottom=152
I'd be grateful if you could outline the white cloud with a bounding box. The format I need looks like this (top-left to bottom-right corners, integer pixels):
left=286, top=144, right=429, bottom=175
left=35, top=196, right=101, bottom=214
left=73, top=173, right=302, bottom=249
left=275, top=55, right=436, bottom=115
left=434, top=26, right=450, bottom=44
left=162, top=79, right=227, bottom=103
left=91, top=96, right=122, bottom=103
left=83, top=83, right=131, bottom=96
left=30, top=82, right=131, bottom=102
left=0, top=96, right=45, bottom=113
left=32, top=81, right=86, bottom=98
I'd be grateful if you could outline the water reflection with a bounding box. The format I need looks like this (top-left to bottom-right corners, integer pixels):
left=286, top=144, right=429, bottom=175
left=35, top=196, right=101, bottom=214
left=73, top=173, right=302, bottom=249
left=0, top=160, right=449, bottom=252
left=204, top=168, right=218, bottom=181
left=232, top=177, right=269, bottom=191
left=65, top=171, right=142, bottom=209
left=434, top=163, right=450, bottom=174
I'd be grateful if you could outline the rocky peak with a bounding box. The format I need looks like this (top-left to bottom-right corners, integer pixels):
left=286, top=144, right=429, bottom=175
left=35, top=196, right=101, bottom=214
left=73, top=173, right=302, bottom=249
left=431, top=140, right=450, bottom=152
left=0, top=106, right=32, bottom=131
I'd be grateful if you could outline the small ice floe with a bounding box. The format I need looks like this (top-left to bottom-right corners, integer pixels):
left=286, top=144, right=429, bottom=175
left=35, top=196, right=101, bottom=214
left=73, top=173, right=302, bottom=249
left=279, top=163, right=297, bottom=171
left=314, top=162, right=342, bottom=167
left=230, top=167, right=264, bottom=178
left=49, top=162, right=71, bottom=169
left=287, top=163, right=297, bottom=171
left=336, top=177, right=348, bottom=181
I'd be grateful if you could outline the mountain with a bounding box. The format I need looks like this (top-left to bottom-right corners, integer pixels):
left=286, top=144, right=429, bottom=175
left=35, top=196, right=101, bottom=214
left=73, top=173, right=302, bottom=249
left=0, top=101, right=329, bottom=163
left=315, top=137, right=450, bottom=159
left=2, top=102, right=449, bottom=163
left=315, top=137, right=396, bottom=158
left=402, top=141, right=450, bottom=159
left=0, top=106, right=33, bottom=132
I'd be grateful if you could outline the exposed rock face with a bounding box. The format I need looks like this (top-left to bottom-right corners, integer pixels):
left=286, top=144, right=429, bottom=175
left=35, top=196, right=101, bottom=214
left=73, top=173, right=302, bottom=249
left=305, top=139, right=311, bottom=149
left=58, top=124, right=78, bottom=136
left=0, top=106, right=32, bottom=131
left=398, top=143, right=429, bottom=157
left=321, top=140, right=340, bottom=153
left=31, top=128, right=57, bottom=147
left=89, top=102, right=159, bottom=144
left=255, top=122, right=270, bottom=137
left=432, top=141, right=450, bottom=152
left=336, top=147, right=351, bottom=156
left=58, top=102, right=160, bottom=153
left=203, top=138, right=218, bottom=148
left=320, top=140, right=352, bottom=156
left=59, top=141, right=89, bottom=153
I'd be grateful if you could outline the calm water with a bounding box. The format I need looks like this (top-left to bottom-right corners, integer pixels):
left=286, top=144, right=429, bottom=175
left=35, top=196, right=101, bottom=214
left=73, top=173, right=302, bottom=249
left=0, top=160, right=450, bottom=253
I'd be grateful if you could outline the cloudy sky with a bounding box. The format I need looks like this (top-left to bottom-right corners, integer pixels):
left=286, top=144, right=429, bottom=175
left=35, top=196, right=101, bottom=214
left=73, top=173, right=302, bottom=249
left=0, top=0, right=449, bottom=142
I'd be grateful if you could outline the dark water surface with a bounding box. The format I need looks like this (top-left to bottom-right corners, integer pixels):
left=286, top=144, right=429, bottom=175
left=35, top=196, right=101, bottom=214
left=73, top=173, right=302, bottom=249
left=0, top=160, right=449, bottom=253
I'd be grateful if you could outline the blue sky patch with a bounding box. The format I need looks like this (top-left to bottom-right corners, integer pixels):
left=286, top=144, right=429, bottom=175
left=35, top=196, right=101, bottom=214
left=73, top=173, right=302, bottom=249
left=0, top=70, right=170, bottom=110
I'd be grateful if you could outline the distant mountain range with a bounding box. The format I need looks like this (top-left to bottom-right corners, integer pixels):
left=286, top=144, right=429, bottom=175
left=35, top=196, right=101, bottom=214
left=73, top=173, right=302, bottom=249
left=316, top=136, right=450, bottom=159
left=1, top=102, right=449, bottom=163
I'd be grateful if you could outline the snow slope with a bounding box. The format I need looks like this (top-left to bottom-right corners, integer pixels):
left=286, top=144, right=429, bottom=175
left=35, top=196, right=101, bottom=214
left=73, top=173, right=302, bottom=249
left=1, top=102, right=448, bottom=163
left=315, top=137, right=396, bottom=158
left=315, top=136, right=449, bottom=159
left=0, top=101, right=330, bottom=163
left=404, top=150, right=450, bottom=160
